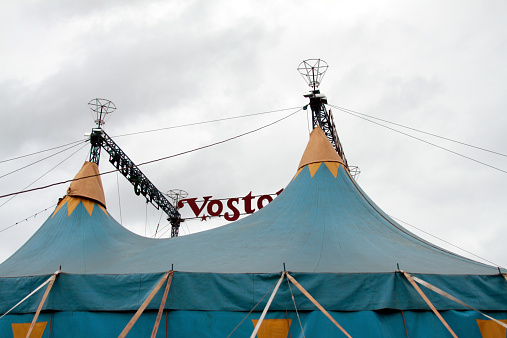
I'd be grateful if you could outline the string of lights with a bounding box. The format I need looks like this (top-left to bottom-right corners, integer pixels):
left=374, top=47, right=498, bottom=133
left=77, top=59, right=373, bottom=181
left=0, top=204, right=57, bottom=233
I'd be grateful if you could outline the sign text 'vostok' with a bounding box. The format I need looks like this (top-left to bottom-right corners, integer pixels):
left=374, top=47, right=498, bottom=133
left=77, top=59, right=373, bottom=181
left=178, top=189, right=284, bottom=221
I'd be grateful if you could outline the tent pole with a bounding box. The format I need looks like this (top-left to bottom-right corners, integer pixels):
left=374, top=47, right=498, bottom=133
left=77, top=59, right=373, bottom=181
left=400, top=310, right=409, bottom=338
left=250, top=272, right=285, bottom=338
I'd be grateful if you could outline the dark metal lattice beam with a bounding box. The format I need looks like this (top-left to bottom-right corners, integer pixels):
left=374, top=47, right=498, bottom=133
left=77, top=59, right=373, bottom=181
left=307, top=92, right=349, bottom=168
left=88, top=128, right=181, bottom=237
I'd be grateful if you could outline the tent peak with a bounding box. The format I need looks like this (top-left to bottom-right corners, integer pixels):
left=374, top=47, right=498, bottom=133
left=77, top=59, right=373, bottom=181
left=298, top=127, right=345, bottom=171
left=66, top=161, right=106, bottom=207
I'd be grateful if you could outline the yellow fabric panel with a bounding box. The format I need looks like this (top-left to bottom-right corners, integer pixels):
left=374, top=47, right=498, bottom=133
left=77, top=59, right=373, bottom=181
left=324, top=162, right=340, bottom=178
left=52, top=196, right=70, bottom=218
left=251, top=319, right=292, bottom=338
left=293, top=167, right=304, bottom=181
left=308, top=162, right=322, bottom=178
left=52, top=196, right=109, bottom=218
left=477, top=319, right=507, bottom=338
left=12, top=322, right=47, bottom=338
left=298, top=127, right=344, bottom=170
left=81, top=199, right=95, bottom=216
left=98, top=204, right=109, bottom=217
left=345, top=168, right=353, bottom=180
left=67, top=161, right=106, bottom=207
left=66, top=197, right=82, bottom=217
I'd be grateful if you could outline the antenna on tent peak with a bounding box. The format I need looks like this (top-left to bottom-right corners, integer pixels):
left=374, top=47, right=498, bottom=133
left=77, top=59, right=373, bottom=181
left=88, top=98, right=116, bottom=129
left=298, top=59, right=351, bottom=171
left=297, top=59, right=328, bottom=91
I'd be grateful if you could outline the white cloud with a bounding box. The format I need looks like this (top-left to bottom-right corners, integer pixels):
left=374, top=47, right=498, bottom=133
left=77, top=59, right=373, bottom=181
left=0, top=0, right=506, bottom=269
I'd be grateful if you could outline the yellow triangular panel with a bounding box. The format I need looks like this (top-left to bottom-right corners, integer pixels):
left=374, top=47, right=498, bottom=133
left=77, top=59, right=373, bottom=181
left=324, top=162, right=340, bottom=178
left=98, top=204, right=109, bottom=217
left=12, top=322, right=47, bottom=338
left=252, top=319, right=292, bottom=338
left=308, top=162, right=322, bottom=178
left=477, top=319, right=507, bottom=338
left=66, top=197, right=81, bottom=216
left=81, top=199, right=95, bottom=216
left=293, top=167, right=304, bottom=181
left=52, top=196, right=108, bottom=218
left=346, top=169, right=353, bottom=180
left=52, top=196, right=69, bottom=218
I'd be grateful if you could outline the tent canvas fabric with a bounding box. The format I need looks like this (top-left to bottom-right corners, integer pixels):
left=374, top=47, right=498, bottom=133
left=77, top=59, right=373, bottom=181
left=0, top=127, right=506, bottom=337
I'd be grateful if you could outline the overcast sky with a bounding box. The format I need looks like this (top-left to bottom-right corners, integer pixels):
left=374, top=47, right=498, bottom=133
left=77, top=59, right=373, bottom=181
left=0, top=0, right=506, bottom=269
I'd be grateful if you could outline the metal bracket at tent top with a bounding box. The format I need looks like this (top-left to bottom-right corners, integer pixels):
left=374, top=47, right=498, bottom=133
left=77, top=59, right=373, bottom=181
left=298, top=59, right=350, bottom=170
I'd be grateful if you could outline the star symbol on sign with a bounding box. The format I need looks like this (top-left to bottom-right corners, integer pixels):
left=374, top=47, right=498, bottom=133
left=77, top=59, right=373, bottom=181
left=201, top=215, right=208, bottom=221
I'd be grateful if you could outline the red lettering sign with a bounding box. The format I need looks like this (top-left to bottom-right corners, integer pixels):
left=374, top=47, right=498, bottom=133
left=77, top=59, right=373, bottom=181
left=178, top=189, right=283, bottom=222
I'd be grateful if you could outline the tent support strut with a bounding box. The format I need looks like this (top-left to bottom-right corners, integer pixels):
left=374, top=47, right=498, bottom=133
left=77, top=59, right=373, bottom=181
left=118, top=271, right=170, bottom=338
left=151, top=271, right=173, bottom=338
left=26, top=270, right=60, bottom=338
left=250, top=272, right=285, bottom=338
left=401, top=271, right=458, bottom=338
left=286, top=273, right=352, bottom=338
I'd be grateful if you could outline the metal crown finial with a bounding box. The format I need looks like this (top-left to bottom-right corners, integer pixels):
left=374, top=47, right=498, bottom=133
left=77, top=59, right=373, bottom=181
left=297, top=59, right=328, bottom=90
left=165, top=189, right=189, bottom=207
left=88, top=98, right=116, bottom=128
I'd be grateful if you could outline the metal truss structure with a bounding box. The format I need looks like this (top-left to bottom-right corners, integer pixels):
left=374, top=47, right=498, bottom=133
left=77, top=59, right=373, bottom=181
left=88, top=99, right=182, bottom=237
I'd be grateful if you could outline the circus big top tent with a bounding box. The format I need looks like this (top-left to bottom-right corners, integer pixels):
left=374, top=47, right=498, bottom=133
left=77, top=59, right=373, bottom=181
left=1, top=125, right=507, bottom=335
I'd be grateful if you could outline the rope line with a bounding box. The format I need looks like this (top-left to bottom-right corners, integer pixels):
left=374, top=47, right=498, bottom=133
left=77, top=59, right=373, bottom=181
left=0, top=203, right=57, bottom=233
left=0, top=106, right=300, bottom=164
left=329, top=104, right=507, bottom=174
left=116, top=172, right=123, bottom=225
left=329, top=104, right=507, bottom=158
left=0, top=139, right=86, bottom=164
left=390, top=215, right=505, bottom=269
left=154, top=211, right=165, bottom=237
left=156, top=222, right=173, bottom=238
left=0, top=143, right=88, bottom=208
left=287, top=277, right=306, bottom=338
left=0, top=140, right=87, bottom=179
left=226, top=277, right=280, bottom=338
left=112, top=106, right=303, bottom=138
left=0, top=108, right=303, bottom=200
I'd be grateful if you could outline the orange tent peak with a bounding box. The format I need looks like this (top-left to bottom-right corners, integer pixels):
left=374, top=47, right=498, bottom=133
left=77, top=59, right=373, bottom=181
left=298, top=127, right=345, bottom=170
left=66, top=161, right=106, bottom=208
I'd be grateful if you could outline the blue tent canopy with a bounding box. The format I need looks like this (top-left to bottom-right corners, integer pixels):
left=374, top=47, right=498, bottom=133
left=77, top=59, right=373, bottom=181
left=1, top=127, right=506, bottom=337
left=0, top=127, right=498, bottom=276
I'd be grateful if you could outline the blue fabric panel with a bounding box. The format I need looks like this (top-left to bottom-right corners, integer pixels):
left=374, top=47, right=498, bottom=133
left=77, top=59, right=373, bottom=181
left=47, top=272, right=166, bottom=311
left=166, top=310, right=257, bottom=338
left=0, top=313, right=52, bottom=338
left=1, top=164, right=501, bottom=278
left=0, top=275, right=51, bottom=315
left=403, top=310, right=507, bottom=337
left=50, top=311, right=166, bottom=338
left=2, top=272, right=507, bottom=314
left=169, top=272, right=257, bottom=311
left=299, top=310, right=407, bottom=338
left=3, top=310, right=505, bottom=337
